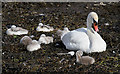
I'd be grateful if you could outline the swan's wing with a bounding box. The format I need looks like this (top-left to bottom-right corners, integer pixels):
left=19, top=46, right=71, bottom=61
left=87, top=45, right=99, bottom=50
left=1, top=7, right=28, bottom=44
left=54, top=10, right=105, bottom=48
left=74, top=28, right=87, bottom=32
left=90, top=32, right=107, bottom=52
left=62, top=28, right=90, bottom=52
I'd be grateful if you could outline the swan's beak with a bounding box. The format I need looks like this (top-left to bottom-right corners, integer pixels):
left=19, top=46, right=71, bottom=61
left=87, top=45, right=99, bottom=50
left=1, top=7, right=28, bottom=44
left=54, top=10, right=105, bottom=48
left=93, top=23, right=99, bottom=32
left=93, top=19, right=99, bottom=32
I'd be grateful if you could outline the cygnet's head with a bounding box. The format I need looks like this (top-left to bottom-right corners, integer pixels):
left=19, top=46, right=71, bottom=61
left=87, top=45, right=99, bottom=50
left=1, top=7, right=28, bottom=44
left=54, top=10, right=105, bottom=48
left=11, top=25, right=16, bottom=30
left=64, top=27, right=69, bottom=31
left=39, top=23, right=44, bottom=26
left=76, top=50, right=83, bottom=57
left=40, top=34, right=46, bottom=37
left=11, top=25, right=16, bottom=28
left=76, top=50, right=83, bottom=63
left=31, top=40, right=38, bottom=44
left=87, top=12, right=99, bottom=32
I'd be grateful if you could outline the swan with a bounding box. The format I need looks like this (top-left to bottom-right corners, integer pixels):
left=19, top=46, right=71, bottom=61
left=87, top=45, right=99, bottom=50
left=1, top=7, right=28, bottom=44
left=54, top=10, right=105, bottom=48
left=38, top=34, right=53, bottom=44
left=6, top=25, right=28, bottom=35
left=62, top=12, right=106, bottom=53
left=27, top=40, right=41, bottom=52
left=76, top=50, right=95, bottom=65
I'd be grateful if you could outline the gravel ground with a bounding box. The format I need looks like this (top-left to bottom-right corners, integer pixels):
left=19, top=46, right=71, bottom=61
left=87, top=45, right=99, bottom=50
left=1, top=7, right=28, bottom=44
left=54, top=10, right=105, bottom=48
left=2, top=2, right=120, bottom=73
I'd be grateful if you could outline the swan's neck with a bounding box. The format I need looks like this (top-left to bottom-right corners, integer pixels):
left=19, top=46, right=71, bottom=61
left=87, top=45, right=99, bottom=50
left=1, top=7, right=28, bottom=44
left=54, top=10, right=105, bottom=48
left=87, top=17, right=92, bottom=29
left=87, top=29, right=97, bottom=37
left=87, top=29, right=99, bottom=51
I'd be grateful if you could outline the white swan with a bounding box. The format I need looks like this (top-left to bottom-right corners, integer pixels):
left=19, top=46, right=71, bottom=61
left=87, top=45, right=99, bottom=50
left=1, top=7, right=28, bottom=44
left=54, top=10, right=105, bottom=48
left=62, top=12, right=106, bottom=53
left=6, top=25, right=28, bottom=35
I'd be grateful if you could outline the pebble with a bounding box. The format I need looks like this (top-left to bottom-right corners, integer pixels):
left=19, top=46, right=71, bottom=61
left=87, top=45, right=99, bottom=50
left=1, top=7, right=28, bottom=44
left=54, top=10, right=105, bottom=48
left=118, top=54, right=120, bottom=56
left=68, top=51, right=75, bottom=56
left=113, top=51, right=115, bottom=54
left=57, top=51, right=75, bottom=56
left=59, top=67, right=62, bottom=69
left=8, top=12, right=10, bottom=14
left=2, top=52, right=5, bottom=55
left=69, top=65, right=71, bottom=68
left=2, top=41, right=4, bottom=44
left=86, top=6, right=88, bottom=9
left=52, top=34, right=54, bottom=37
left=47, top=57, right=51, bottom=59
left=104, top=23, right=109, bottom=26
left=73, top=63, right=76, bottom=65
left=39, top=14, right=45, bottom=16
left=59, top=58, right=65, bottom=63
left=67, top=4, right=71, bottom=7
left=55, top=43, right=59, bottom=46
left=23, top=62, right=26, bottom=66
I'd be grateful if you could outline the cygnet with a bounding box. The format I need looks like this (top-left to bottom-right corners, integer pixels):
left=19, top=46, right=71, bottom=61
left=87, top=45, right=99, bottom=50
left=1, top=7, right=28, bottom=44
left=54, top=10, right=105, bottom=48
left=6, top=25, right=28, bottom=35
left=20, top=36, right=32, bottom=46
left=76, top=50, right=95, bottom=65
left=38, top=34, right=53, bottom=44
left=36, top=23, right=54, bottom=32
left=27, top=40, right=41, bottom=52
